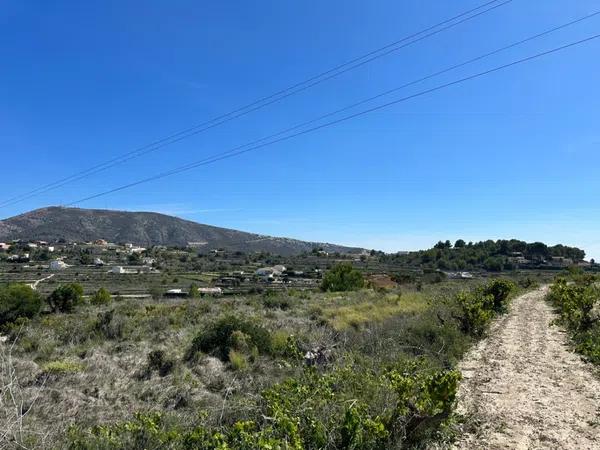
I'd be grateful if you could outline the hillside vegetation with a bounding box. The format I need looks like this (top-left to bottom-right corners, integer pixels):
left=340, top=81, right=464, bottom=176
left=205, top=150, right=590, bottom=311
left=0, top=267, right=530, bottom=449
left=379, top=239, right=586, bottom=272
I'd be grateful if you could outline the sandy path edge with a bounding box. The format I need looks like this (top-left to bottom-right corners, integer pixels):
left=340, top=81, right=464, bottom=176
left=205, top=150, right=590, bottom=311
left=452, top=286, right=600, bottom=450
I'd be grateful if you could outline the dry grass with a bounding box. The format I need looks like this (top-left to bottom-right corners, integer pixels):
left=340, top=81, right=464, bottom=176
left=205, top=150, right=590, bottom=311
left=321, top=291, right=428, bottom=330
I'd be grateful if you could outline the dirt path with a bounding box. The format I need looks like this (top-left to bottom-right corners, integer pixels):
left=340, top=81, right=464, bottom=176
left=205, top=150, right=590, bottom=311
left=453, top=286, right=600, bottom=450
left=27, top=273, right=55, bottom=290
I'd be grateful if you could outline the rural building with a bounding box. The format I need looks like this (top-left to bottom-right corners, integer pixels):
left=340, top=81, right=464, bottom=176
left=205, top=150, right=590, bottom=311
left=111, top=266, right=125, bottom=274
left=111, top=265, right=152, bottom=274
left=94, top=239, right=108, bottom=246
left=0, top=243, right=9, bottom=251
left=550, top=256, right=574, bottom=267
left=94, top=258, right=105, bottom=266
left=165, top=288, right=187, bottom=298
left=187, top=241, right=208, bottom=248
left=198, top=287, right=222, bottom=296
left=272, top=265, right=286, bottom=274
left=509, top=256, right=530, bottom=265
left=8, top=253, right=31, bottom=262
left=214, top=276, right=241, bottom=287
left=49, top=260, right=68, bottom=270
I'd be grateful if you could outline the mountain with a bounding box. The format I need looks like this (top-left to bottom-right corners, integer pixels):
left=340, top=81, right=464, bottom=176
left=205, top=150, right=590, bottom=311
left=0, top=207, right=363, bottom=255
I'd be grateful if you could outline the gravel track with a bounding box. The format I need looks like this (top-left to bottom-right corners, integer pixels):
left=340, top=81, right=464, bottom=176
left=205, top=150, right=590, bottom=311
left=453, top=286, right=600, bottom=449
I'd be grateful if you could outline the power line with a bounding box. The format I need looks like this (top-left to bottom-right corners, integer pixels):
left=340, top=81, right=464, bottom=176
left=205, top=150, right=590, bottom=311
left=66, top=33, right=600, bottom=206
left=0, top=0, right=511, bottom=208
left=123, top=9, right=598, bottom=178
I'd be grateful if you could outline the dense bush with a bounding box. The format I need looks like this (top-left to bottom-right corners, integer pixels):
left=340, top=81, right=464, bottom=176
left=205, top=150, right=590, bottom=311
left=321, top=263, right=364, bottom=292
left=453, top=278, right=515, bottom=337
left=0, top=283, right=42, bottom=328
left=90, top=287, right=112, bottom=305
left=454, top=291, right=494, bottom=337
left=262, top=293, right=291, bottom=310
left=67, top=362, right=460, bottom=449
left=147, top=349, right=175, bottom=377
left=47, top=283, right=84, bottom=313
left=548, top=278, right=600, bottom=364
left=482, top=279, right=516, bottom=313
left=186, top=315, right=272, bottom=362
left=189, top=283, right=200, bottom=298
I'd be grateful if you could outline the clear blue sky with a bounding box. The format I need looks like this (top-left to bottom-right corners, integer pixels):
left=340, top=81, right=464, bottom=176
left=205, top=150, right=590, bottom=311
left=1, top=1, right=599, bottom=258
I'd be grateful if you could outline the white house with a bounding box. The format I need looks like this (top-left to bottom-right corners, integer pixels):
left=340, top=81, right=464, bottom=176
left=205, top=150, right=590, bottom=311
left=198, top=287, right=222, bottom=296
left=255, top=267, right=275, bottom=277
left=94, top=258, right=105, bottom=266
left=272, top=265, right=286, bottom=274
left=111, top=266, right=125, bottom=274
left=49, top=260, right=68, bottom=270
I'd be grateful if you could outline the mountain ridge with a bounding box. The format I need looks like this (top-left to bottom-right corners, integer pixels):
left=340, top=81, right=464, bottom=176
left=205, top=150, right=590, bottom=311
left=0, top=206, right=364, bottom=255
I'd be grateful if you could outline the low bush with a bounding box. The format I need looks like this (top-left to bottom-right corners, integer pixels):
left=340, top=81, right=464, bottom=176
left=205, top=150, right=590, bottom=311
left=0, top=283, right=42, bottom=328
left=482, top=279, right=515, bottom=313
left=228, top=349, right=248, bottom=371
left=42, top=360, right=85, bottom=375
left=47, top=283, right=84, bottom=313
left=186, top=315, right=272, bottom=362
left=147, top=349, right=175, bottom=377
left=548, top=277, right=600, bottom=364
left=90, top=287, right=112, bottom=305
left=66, top=362, right=460, bottom=449
left=452, top=278, right=515, bottom=337
left=454, top=291, right=494, bottom=337
left=262, top=295, right=291, bottom=310
left=321, top=263, right=364, bottom=292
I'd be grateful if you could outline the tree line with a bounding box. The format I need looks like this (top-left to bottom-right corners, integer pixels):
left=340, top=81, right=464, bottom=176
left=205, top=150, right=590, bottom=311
left=379, top=239, right=586, bottom=272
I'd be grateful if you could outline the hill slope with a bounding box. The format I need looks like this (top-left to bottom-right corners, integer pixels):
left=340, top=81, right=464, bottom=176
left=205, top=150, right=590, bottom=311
left=0, top=207, right=362, bottom=255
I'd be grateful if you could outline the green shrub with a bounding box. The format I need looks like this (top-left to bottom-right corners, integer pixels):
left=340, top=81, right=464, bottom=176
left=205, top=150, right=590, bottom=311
left=321, top=263, right=364, bottom=292
left=186, top=315, right=272, bottom=362
left=482, top=279, right=515, bottom=313
left=228, top=349, right=248, bottom=371
left=90, top=287, right=112, bottom=305
left=454, top=291, right=494, bottom=337
left=189, top=283, right=200, bottom=298
left=0, top=284, right=42, bottom=328
left=42, top=360, right=85, bottom=374
left=147, top=349, right=175, bottom=377
left=47, top=283, right=84, bottom=313
left=263, top=295, right=291, bottom=310
left=548, top=278, right=600, bottom=364
left=549, top=278, right=598, bottom=332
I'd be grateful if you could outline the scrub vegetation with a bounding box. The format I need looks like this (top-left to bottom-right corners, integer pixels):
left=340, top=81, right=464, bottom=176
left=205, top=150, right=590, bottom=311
left=0, top=263, right=526, bottom=449
left=547, top=271, right=600, bottom=365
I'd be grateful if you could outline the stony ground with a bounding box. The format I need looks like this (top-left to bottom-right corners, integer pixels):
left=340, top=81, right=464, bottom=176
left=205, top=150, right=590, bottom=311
left=453, top=286, right=600, bottom=450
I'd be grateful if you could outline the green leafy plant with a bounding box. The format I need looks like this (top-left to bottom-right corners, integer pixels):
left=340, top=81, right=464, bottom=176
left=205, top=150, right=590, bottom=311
left=321, top=263, right=364, bottom=292
left=0, top=283, right=42, bottom=328
left=47, top=283, right=84, bottom=313
left=186, top=315, right=272, bottom=362
left=90, top=287, right=112, bottom=305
